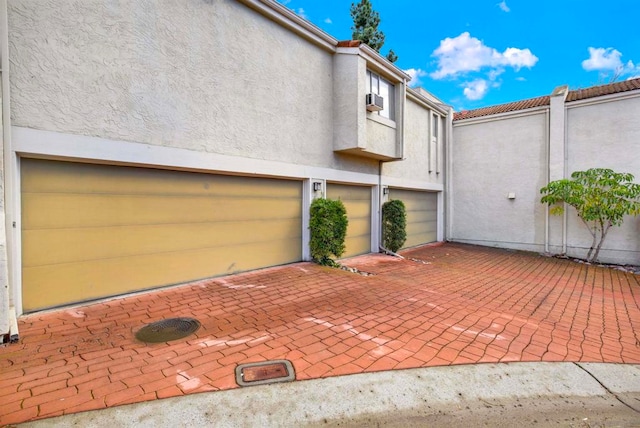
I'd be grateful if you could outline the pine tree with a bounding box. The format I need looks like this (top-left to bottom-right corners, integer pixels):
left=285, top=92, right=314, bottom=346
left=350, top=0, right=398, bottom=63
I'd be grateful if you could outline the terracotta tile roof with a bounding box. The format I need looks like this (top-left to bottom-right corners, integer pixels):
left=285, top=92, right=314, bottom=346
left=337, top=40, right=362, bottom=48
left=453, top=95, right=550, bottom=121
left=566, top=77, right=640, bottom=102
left=454, top=77, right=640, bottom=121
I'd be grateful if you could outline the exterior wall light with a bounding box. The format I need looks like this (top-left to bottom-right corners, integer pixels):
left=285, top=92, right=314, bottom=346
left=313, top=182, right=322, bottom=192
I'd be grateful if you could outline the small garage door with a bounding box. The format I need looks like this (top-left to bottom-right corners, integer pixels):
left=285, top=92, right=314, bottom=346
left=326, top=183, right=372, bottom=258
left=388, top=189, right=437, bottom=249
left=21, top=159, right=302, bottom=311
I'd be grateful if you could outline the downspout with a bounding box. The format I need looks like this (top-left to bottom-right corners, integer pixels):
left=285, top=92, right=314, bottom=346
left=445, top=106, right=453, bottom=242
left=399, top=78, right=406, bottom=160
left=0, top=0, right=16, bottom=342
left=562, top=105, right=568, bottom=255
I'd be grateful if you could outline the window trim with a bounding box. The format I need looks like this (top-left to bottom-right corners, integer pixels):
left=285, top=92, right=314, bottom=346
left=366, top=70, right=396, bottom=121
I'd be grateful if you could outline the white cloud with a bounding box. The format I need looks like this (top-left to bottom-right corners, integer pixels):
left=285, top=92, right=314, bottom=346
left=324, top=17, right=332, bottom=24
left=487, top=68, right=504, bottom=81
left=296, top=8, right=307, bottom=19
left=502, top=47, right=538, bottom=69
left=404, top=68, right=427, bottom=86
left=582, top=47, right=624, bottom=71
left=498, top=1, right=510, bottom=12
left=582, top=47, right=640, bottom=81
left=430, top=32, right=538, bottom=79
left=463, top=79, right=489, bottom=100
left=515, top=76, right=526, bottom=82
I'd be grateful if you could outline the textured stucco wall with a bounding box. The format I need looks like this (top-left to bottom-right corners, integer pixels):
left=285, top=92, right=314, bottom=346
left=333, top=53, right=365, bottom=153
left=0, top=86, right=7, bottom=336
left=8, top=0, right=377, bottom=174
left=565, top=96, right=640, bottom=264
left=366, top=119, right=396, bottom=159
left=451, top=112, right=548, bottom=251
left=383, top=98, right=443, bottom=185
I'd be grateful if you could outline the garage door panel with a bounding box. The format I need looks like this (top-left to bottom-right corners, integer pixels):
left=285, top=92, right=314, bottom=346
left=22, top=237, right=301, bottom=311
left=346, top=218, right=371, bottom=236
left=23, top=218, right=302, bottom=266
left=21, top=160, right=298, bottom=198
left=343, top=236, right=371, bottom=258
left=410, top=210, right=437, bottom=221
left=22, top=194, right=301, bottom=229
left=326, top=183, right=372, bottom=258
left=389, top=189, right=438, bottom=249
left=341, top=201, right=370, bottom=218
left=21, top=159, right=303, bottom=311
left=407, top=221, right=437, bottom=237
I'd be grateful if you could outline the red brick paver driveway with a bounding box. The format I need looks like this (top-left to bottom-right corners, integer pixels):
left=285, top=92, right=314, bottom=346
left=2, top=243, right=640, bottom=424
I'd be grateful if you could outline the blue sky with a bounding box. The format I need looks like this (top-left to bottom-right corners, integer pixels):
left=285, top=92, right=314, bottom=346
left=279, top=0, right=640, bottom=111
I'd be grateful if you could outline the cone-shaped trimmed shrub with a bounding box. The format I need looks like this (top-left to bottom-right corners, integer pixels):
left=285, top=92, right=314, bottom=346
left=382, top=199, right=407, bottom=252
left=309, top=198, right=348, bottom=266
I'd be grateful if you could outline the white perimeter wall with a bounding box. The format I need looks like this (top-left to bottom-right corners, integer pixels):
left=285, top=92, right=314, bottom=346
left=451, top=111, right=548, bottom=253
left=565, top=95, right=640, bottom=264
left=452, top=92, right=640, bottom=265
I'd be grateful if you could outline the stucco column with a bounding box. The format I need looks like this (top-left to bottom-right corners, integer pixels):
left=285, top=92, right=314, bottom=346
left=547, top=85, right=568, bottom=253
left=0, top=0, right=10, bottom=340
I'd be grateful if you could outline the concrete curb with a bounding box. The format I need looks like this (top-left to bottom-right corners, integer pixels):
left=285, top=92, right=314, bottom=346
left=20, top=363, right=640, bottom=427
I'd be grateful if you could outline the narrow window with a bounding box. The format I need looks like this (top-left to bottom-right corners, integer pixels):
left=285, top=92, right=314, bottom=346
left=367, top=70, right=395, bottom=121
left=429, top=113, right=439, bottom=173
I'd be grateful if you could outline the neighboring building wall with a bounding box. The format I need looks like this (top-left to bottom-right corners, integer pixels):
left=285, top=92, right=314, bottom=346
left=565, top=95, right=640, bottom=263
left=451, top=110, right=548, bottom=253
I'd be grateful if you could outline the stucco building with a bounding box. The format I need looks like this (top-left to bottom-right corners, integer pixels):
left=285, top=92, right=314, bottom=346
left=0, top=0, right=450, bottom=340
left=0, top=0, right=638, bottom=343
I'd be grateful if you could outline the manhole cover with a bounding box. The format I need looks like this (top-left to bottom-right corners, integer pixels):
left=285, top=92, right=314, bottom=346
left=135, top=317, right=201, bottom=343
left=235, top=360, right=296, bottom=387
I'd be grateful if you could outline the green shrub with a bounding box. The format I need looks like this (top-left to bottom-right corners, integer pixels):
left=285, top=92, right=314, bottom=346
left=382, top=199, right=407, bottom=252
left=309, top=198, right=348, bottom=266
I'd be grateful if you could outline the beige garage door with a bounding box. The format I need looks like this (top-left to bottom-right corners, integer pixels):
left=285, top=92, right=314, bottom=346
left=388, top=189, right=437, bottom=249
left=326, top=183, right=371, bottom=258
left=21, top=159, right=302, bottom=312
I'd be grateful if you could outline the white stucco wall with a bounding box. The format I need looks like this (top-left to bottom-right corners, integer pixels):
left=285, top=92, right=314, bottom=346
left=0, top=87, right=7, bottom=337
left=451, top=111, right=548, bottom=252
left=383, top=98, right=443, bottom=186
left=366, top=118, right=397, bottom=159
left=8, top=0, right=378, bottom=174
left=565, top=95, right=640, bottom=264
left=333, top=52, right=366, bottom=153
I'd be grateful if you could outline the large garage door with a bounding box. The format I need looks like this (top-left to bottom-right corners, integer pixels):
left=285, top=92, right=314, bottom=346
left=21, top=159, right=302, bottom=311
left=326, top=183, right=371, bottom=258
left=388, top=189, right=437, bottom=249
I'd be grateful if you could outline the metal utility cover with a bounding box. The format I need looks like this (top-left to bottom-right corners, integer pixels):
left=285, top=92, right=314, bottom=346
left=135, top=317, right=201, bottom=343
left=236, top=360, right=295, bottom=387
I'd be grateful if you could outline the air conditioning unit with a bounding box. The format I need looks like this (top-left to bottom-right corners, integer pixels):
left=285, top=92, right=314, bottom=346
left=366, top=93, right=384, bottom=112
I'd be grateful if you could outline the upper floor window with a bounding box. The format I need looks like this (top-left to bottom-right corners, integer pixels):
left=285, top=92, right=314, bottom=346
left=366, top=70, right=395, bottom=121
left=429, top=113, right=440, bottom=173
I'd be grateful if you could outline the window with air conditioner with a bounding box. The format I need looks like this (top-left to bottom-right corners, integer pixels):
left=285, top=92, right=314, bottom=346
left=366, top=70, right=395, bottom=121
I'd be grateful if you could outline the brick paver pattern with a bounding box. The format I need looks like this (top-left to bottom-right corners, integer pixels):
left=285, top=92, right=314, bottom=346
left=1, top=243, right=639, bottom=424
